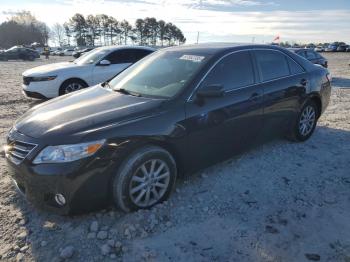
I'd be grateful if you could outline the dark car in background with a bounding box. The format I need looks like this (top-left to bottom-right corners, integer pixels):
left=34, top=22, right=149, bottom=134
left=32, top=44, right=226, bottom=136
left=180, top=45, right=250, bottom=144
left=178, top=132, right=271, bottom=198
left=4, top=44, right=331, bottom=214
left=0, top=46, right=40, bottom=61
left=289, top=48, right=328, bottom=68
left=325, top=44, right=338, bottom=52
left=337, top=45, right=348, bottom=52
left=72, top=47, right=94, bottom=58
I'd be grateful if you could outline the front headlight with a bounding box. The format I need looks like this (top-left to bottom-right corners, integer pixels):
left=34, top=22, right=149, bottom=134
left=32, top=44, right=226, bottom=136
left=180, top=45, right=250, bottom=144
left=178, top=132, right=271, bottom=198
left=33, top=139, right=105, bottom=164
left=31, top=76, right=57, bottom=82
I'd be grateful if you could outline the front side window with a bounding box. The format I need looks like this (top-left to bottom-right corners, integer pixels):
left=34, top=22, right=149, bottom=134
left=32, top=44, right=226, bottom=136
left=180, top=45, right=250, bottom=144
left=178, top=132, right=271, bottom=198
left=74, top=48, right=110, bottom=65
left=201, top=51, right=255, bottom=91
left=255, top=50, right=290, bottom=81
left=109, top=51, right=210, bottom=98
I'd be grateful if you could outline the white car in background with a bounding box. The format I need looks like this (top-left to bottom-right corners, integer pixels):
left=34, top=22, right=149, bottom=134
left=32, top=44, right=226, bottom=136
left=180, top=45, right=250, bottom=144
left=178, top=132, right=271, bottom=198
left=22, top=46, right=155, bottom=99
left=63, top=48, right=75, bottom=56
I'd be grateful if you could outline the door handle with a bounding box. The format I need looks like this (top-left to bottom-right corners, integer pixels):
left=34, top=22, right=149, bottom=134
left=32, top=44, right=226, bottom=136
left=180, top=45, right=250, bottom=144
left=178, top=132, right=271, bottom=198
left=300, top=79, right=308, bottom=86
left=249, top=92, right=260, bottom=102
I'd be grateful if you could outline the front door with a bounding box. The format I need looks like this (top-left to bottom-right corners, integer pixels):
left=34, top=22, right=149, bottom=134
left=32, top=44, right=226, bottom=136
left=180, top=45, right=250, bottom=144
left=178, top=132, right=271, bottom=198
left=184, top=51, right=264, bottom=170
left=92, top=49, right=133, bottom=85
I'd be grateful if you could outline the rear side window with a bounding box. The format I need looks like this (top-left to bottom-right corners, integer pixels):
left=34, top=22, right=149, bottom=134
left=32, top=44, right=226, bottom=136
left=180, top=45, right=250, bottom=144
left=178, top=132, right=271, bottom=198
left=297, top=50, right=307, bottom=58
left=306, top=50, right=316, bottom=59
left=255, top=50, right=290, bottom=81
left=132, top=49, right=153, bottom=62
left=105, top=49, right=134, bottom=64
left=105, top=49, right=153, bottom=64
left=202, top=51, right=255, bottom=91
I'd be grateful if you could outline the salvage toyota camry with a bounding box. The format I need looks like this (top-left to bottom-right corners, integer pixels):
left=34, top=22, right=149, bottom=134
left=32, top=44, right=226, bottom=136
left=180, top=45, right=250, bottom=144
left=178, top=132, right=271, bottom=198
left=4, top=43, right=331, bottom=214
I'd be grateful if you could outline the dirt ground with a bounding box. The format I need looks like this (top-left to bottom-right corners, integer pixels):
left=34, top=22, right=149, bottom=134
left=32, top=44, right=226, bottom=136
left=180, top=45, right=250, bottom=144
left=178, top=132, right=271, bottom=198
left=0, top=53, right=349, bottom=262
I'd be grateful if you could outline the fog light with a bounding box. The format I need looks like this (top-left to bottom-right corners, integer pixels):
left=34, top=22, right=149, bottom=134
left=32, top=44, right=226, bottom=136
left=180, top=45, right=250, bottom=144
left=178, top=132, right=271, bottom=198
left=54, top=194, right=66, bottom=206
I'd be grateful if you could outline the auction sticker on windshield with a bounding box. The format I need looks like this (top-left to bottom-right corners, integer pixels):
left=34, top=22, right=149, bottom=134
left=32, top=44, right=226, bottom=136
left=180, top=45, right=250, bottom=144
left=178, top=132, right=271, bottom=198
left=179, top=54, right=205, bottom=63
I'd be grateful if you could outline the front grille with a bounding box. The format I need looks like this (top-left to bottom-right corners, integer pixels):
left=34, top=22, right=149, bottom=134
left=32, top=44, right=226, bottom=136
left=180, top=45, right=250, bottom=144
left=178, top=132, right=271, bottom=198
left=6, top=138, right=37, bottom=165
left=23, top=76, right=32, bottom=85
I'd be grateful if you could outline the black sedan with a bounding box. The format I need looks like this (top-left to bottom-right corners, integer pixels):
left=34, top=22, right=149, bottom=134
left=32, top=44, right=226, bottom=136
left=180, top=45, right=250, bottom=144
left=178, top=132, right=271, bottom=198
left=289, top=48, right=328, bottom=68
left=4, top=44, right=331, bottom=214
left=0, top=46, right=40, bottom=61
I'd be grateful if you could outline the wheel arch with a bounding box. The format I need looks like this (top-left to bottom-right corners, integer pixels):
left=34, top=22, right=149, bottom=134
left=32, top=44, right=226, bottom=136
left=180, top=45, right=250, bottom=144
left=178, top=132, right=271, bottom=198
left=112, top=137, right=185, bottom=179
left=307, top=93, right=322, bottom=119
left=145, top=138, right=185, bottom=177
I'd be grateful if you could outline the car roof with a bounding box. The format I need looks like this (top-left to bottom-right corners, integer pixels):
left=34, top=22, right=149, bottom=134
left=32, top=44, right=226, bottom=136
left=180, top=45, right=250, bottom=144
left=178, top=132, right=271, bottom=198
left=160, top=43, right=316, bottom=72
left=161, top=43, right=294, bottom=55
left=288, top=48, right=314, bottom=52
left=97, top=45, right=156, bottom=52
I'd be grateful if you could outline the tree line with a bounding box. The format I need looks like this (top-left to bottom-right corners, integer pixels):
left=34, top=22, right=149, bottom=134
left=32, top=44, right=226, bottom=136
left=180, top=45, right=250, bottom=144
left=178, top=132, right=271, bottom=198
left=51, top=14, right=186, bottom=47
left=0, top=11, right=49, bottom=49
left=0, top=11, right=186, bottom=49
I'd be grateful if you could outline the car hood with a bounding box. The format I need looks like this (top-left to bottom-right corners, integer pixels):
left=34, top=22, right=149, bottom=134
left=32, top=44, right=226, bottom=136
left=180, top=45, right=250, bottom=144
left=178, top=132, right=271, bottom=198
left=22, top=62, right=85, bottom=76
left=15, top=86, right=163, bottom=141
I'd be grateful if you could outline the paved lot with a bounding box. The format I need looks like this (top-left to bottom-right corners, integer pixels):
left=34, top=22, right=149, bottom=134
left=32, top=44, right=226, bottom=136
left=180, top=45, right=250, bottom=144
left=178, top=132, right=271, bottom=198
left=0, top=53, right=349, bottom=261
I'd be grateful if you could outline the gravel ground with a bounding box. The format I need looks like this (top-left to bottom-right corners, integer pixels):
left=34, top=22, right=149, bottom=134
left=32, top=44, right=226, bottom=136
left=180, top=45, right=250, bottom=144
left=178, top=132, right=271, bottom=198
left=0, top=53, right=349, bottom=262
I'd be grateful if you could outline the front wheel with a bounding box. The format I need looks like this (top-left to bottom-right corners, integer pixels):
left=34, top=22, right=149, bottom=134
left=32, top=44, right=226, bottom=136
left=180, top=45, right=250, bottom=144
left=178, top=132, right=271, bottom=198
left=112, top=146, right=177, bottom=212
left=288, top=100, right=318, bottom=142
left=59, top=79, right=87, bottom=95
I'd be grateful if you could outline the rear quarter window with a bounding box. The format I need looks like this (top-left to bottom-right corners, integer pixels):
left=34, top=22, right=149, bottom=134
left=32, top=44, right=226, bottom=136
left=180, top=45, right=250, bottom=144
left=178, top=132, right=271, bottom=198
left=255, top=50, right=290, bottom=82
left=286, top=56, right=305, bottom=74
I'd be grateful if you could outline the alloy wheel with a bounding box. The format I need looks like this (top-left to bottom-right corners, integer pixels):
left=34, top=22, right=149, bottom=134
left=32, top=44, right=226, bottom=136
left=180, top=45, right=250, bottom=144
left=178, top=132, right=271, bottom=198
left=299, top=105, right=316, bottom=137
left=64, top=82, right=84, bottom=94
left=129, top=159, right=170, bottom=208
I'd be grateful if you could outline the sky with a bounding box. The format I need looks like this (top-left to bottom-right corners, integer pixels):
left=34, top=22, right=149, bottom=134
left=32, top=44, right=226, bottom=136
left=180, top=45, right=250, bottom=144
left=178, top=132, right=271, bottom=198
left=1, top=0, right=350, bottom=44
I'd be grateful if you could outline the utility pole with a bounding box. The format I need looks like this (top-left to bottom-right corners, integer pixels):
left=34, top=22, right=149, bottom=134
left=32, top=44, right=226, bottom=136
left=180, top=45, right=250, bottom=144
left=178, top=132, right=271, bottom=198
left=196, top=32, right=199, bottom=44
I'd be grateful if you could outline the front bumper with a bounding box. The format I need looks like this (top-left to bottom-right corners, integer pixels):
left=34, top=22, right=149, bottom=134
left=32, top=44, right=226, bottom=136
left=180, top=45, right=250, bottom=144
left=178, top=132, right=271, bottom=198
left=4, top=130, right=118, bottom=215
left=22, top=90, right=48, bottom=99
left=22, top=78, right=60, bottom=99
left=6, top=156, right=116, bottom=215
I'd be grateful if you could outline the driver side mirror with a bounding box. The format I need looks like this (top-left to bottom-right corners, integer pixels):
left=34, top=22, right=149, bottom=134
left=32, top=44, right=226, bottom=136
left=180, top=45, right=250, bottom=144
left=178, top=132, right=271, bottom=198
left=197, top=84, right=224, bottom=98
left=98, top=59, right=111, bottom=66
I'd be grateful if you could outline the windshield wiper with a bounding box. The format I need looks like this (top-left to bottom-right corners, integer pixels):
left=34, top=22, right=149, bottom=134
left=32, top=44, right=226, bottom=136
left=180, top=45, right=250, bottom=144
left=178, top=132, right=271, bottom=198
left=102, top=81, right=111, bottom=88
left=114, top=88, right=142, bottom=97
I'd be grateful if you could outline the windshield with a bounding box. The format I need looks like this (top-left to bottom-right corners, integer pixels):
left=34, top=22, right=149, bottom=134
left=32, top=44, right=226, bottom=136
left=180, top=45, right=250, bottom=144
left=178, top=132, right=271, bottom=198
left=109, top=51, right=210, bottom=98
left=74, top=48, right=109, bottom=65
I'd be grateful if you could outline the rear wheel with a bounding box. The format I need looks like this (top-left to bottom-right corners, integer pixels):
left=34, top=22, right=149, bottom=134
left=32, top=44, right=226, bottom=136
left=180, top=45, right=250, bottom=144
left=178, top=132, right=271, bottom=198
left=288, top=100, right=318, bottom=142
left=112, top=146, right=177, bottom=212
left=27, top=55, right=35, bottom=61
left=59, top=79, right=88, bottom=95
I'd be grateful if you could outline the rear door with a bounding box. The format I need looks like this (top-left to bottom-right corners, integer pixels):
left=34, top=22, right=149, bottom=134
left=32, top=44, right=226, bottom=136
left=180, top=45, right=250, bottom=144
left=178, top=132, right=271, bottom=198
left=253, top=49, right=308, bottom=138
left=185, top=51, right=264, bottom=169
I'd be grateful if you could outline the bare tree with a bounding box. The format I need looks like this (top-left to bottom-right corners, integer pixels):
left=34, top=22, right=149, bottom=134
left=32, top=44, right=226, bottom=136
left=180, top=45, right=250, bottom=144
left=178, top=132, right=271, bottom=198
left=51, top=23, right=65, bottom=46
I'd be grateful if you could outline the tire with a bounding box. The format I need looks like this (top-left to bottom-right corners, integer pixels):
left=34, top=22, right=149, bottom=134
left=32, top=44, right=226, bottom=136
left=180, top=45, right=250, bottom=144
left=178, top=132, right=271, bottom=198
left=112, top=146, right=177, bottom=212
left=288, top=100, right=318, bottom=142
left=59, top=79, right=88, bottom=95
left=27, top=55, right=35, bottom=61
